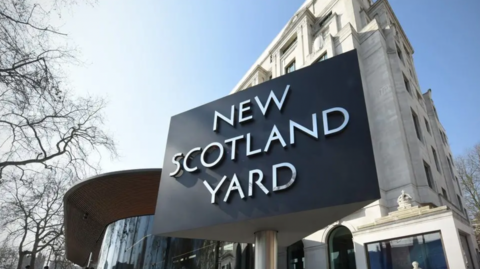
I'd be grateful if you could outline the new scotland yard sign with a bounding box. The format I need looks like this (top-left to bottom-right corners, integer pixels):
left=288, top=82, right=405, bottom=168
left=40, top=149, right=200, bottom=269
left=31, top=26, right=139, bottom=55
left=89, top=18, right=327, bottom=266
left=153, top=50, right=380, bottom=246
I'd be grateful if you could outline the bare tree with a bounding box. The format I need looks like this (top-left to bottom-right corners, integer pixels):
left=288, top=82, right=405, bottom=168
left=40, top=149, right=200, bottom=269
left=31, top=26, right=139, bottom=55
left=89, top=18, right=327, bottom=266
left=0, top=0, right=115, bottom=183
left=456, top=142, right=480, bottom=243
left=456, top=143, right=480, bottom=215
left=0, top=170, right=71, bottom=269
left=0, top=242, right=18, bottom=269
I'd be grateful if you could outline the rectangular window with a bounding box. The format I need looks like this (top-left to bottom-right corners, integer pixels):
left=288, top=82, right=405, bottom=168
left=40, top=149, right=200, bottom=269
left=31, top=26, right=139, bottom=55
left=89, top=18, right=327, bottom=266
left=423, top=161, right=434, bottom=189
left=432, top=147, right=441, bottom=173
left=317, top=53, right=327, bottom=62
left=440, top=131, right=447, bottom=145
left=457, top=195, right=463, bottom=210
left=411, top=109, right=422, bottom=141
left=285, top=60, right=296, bottom=74
left=456, top=176, right=462, bottom=196
left=404, top=44, right=409, bottom=59
left=397, top=44, right=403, bottom=63
left=319, top=11, right=333, bottom=28
left=442, top=188, right=448, bottom=199
left=447, top=157, right=455, bottom=179
left=404, top=74, right=411, bottom=94
left=366, top=232, right=447, bottom=269
left=424, top=118, right=431, bottom=134
left=281, top=36, right=297, bottom=55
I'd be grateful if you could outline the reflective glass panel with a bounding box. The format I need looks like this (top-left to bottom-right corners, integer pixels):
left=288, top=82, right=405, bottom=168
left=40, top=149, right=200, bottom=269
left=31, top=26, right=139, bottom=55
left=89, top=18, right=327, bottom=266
left=366, top=232, right=447, bottom=269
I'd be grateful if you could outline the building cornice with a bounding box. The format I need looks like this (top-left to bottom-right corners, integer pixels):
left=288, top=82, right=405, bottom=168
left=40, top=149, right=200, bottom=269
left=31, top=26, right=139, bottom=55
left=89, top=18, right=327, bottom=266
left=230, top=2, right=316, bottom=94
left=356, top=205, right=450, bottom=232
left=236, top=65, right=269, bottom=91
left=369, top=0, right=414, bottom=54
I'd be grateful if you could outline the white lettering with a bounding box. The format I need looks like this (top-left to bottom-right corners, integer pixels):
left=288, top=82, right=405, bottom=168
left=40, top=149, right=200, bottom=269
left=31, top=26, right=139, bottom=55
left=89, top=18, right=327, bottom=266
left=213, top=105, right=235, bottom=132
left=169, top=153, right=184, bottom=177
left=239, top=100, right=253, bottom=123
left=200, top=142, right=224, bottom=168
left=272, top=162, right=297, bottom=192
left=246, top=133, right=262, bottom=157
left=248, top=169, right=269, bottom=196
left=203, top=176, right=227, bottom=204
left=224, top=174, right=245, bottom=202
left=264, top=125, right=287, bottom=152
left=183, top=147, right=202, bottom=172
left=289, top=113, right=318, bottom=145
left=323, top=107, right=349, bottom=136
left=254, top=85, right=290, bottom=116
left=224, top=135, right=244, bottom=161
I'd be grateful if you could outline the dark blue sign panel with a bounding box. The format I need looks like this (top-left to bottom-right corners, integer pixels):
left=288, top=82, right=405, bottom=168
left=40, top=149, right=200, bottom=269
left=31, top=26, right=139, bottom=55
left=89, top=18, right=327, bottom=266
left=153, top=50, right=379, bottom=246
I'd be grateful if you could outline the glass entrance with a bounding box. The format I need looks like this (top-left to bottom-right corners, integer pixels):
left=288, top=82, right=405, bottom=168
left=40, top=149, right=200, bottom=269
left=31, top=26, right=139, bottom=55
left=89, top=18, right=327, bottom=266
left=328, top=226, right=356, bottom=269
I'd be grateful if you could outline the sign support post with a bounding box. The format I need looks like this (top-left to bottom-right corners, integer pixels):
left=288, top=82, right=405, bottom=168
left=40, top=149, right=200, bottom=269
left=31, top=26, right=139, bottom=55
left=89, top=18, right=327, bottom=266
left=254, top=230, right=278, bottom=269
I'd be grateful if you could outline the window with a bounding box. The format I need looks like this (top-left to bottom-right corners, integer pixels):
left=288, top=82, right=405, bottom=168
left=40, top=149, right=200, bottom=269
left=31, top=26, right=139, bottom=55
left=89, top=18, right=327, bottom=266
left=440, top=131, right=447, bottom=145
left=269, top=75, right=272, bottom=80
left=396, top=44, right=403, bottom=63
left=431, top=147, right=441, bottom=173
left=270, top=55, right=272, bottom=63
left=281, top=36, right=297, bottom=55
left=317, top=53, right=328, bottom=62
left=459, top=234, right=475, bottom=267
left=447, top=157, right=455, bottom=179
left=287, top=241, right=304, bottom=269
left=442, top=188, right=448, bottom=199
left=423, top=161, right=434, bottom=189
left=285, top=60, right=296, bottom=74
left=403, top=44, right=409, bottom=59
left=424, top=118, right=431, bottom=134
left=328, top=226, right=356, bottom=269
left=403, top=74, right=411, bottom=94
left=456, top=176, right=462, bottom=196
left=319, top=11, right=333, bottom=28
left=366, top=232, right=447, bottom=269
left=411, top=109, right=422, bottom=141
left=449, top=154, right=454, bottom=167
left=457, top=195, right=463, bottom=210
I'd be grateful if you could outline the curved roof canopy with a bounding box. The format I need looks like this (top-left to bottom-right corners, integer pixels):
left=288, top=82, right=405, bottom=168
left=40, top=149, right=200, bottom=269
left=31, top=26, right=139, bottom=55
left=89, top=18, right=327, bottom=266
left=63, top=169, right=162, bottom=266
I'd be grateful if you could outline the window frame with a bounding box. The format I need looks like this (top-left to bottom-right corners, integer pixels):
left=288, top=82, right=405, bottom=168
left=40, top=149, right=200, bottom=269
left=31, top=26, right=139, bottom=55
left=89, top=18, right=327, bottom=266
left=424, top=117, right=431, bottom=134
left=431, top=146, right=441, bottom=173
left=403, top=74, right=411, bottom=95
left=411, top=109, right=422, bottom=142
left=364, top=231, right=448, bottom=269
left=285, top=60, right=296, bottom=74
left=423, top=161, right=434, bottom=190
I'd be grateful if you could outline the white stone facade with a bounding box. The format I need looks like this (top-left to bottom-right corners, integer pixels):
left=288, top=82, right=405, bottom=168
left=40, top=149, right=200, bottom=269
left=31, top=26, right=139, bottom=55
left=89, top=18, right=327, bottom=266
left=231, top=0, right=479, bottom=268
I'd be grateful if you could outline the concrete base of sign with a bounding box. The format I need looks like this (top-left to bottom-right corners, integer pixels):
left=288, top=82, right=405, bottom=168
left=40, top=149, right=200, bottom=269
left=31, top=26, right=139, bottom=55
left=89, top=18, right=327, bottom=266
left=255, top=230, right=278, bottom=269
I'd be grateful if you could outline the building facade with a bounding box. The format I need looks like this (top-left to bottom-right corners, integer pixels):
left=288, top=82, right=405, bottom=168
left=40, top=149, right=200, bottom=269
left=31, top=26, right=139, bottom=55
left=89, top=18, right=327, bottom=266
left=95, top=215, right=304, bottom=269
left=67, top=0, right=479, bottom=269
left=229, top=0, right=478, bottom=268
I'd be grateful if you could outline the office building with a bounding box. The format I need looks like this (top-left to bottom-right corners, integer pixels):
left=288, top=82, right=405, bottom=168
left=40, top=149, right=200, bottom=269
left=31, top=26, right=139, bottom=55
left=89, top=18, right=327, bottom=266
left=64, top=0, right=479, bottom=268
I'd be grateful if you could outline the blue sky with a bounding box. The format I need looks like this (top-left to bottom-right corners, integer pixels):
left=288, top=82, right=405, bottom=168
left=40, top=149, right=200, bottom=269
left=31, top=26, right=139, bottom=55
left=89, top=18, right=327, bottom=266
left=61, top=0, right=480, bottom=173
